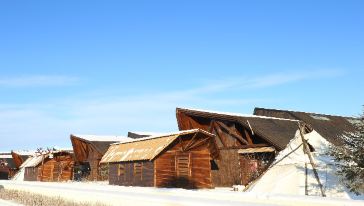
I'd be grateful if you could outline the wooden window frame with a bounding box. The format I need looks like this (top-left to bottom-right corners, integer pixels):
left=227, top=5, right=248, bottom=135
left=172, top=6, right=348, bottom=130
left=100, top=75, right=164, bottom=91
left=176, top=153, right=191, bottom=178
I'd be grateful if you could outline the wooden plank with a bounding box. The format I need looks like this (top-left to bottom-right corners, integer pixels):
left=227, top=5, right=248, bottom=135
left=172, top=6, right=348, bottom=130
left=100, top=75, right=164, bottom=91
left=244, top=129, right=253, bottom=145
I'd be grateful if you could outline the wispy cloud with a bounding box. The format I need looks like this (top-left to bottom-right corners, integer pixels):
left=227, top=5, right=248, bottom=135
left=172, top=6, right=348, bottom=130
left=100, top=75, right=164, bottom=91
left=187, top=69, right=344, bottom=93
left=0, top=69, right=343, bottom=151
left=0, top=75, right=79, bottom=87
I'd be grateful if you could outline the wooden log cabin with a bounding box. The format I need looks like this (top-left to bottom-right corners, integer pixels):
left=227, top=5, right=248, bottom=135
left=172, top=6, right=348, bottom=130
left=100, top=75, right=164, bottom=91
left=176, top=108, right=310, bottom=186
left=70, top=134, right=132, bottom=181
left=22, top=151, right=74, bottom=182
left=101, top=129, right=220, bottom=189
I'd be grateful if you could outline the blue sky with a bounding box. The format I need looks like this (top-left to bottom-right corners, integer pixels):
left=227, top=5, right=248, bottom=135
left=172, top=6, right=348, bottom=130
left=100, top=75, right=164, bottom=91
left=0, top=1, right=363, bottom=151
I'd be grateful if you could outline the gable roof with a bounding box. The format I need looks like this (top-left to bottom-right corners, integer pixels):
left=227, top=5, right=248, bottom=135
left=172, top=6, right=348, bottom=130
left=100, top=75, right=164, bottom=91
left=101, top=129, right=216, bottom=163
left=176, top=108, right=302, bottom=151
left=253, top=108, right=360, bottom=146
left=70, top=134, right=133, bottom=155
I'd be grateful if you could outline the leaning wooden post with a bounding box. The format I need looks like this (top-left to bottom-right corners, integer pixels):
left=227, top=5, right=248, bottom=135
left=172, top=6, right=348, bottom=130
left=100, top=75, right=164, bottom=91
left=298, top=122, right=326, bottom=197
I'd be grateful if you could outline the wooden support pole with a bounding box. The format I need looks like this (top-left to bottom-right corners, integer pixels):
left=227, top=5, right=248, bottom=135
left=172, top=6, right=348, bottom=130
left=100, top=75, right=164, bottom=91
left=305, top=163, right=308, bottom=196
left=299, top=122, right=326, bottom=197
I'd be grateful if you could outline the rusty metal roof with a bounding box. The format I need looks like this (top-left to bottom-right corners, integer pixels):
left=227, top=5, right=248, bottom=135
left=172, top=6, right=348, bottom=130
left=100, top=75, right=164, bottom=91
left=101, top=129, right=214, bottom=163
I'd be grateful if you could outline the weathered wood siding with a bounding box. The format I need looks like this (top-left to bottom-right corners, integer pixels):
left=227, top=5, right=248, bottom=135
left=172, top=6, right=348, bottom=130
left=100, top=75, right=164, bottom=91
left=24, top=167, right=40, bottom=181
left=109, top=161, right=154, bottom=186
left=210, top=149, right=241, bottom=187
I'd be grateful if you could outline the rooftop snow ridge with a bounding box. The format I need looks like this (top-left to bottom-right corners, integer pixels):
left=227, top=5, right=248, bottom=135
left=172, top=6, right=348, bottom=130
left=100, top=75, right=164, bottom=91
left=254, top=107, right=357, bottom=119
left=71, top=134, right=132, bottom=142
left=178, top=107, right=300, bottom=122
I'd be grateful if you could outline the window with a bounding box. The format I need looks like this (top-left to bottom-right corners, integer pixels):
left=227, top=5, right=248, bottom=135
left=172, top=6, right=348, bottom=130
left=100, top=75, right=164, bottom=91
left=176, top=154, right=190, bottom=178
left=134, top=162, right=143, bottom=180
left=117, top=164, right=125, bottom=176
left=210, top=160, right=219, bottom=170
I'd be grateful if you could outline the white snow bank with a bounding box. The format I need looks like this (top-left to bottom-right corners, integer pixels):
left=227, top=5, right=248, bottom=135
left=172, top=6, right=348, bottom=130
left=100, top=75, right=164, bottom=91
left=1, top=180, right=363, bottom=206
left=247, top=130, right=364, bottom=200
left=0, top=199, right=24, bottom=206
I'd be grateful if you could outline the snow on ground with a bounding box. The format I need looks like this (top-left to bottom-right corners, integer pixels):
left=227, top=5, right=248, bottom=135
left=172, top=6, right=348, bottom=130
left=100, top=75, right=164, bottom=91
left=0, top=199, right=24, bottom=206
left=247, top=130, right=364, bottom=200
left=0, top=180, right=363, bottom=206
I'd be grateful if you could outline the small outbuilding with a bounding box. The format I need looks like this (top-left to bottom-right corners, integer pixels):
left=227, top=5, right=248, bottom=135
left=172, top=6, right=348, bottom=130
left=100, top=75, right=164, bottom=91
left=22, top=150, right=74, bottom=182
left=101, top=129, right=219, bottom=189
left=70, top=134, right=132, bottom=181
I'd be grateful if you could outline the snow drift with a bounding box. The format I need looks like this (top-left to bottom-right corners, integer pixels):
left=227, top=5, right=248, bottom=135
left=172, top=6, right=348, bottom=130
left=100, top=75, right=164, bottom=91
left=247, top=129, right=364, bottom=200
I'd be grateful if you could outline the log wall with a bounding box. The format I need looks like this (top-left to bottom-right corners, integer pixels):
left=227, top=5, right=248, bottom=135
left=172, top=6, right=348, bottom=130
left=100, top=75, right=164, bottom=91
left=109, top=161, right=154, bottom=186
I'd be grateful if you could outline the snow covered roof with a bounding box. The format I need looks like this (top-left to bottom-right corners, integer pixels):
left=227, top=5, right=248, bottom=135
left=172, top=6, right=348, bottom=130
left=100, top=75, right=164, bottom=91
left=20, top=155, right=44, bottom=168
left=11, top=150, right=35, bottom=156
left=179, top=107, right=299, bottom=122
left=176, top=107, right=302, bottom=150
left=71, top=134, right=131, bottom=142
left=254, top=107, right=360, bottom=146
left=0, top=154, right=12, bottom=159
left=101, top=129, right=215, bottom=163
left=70, top=134, right=134, bottom=158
